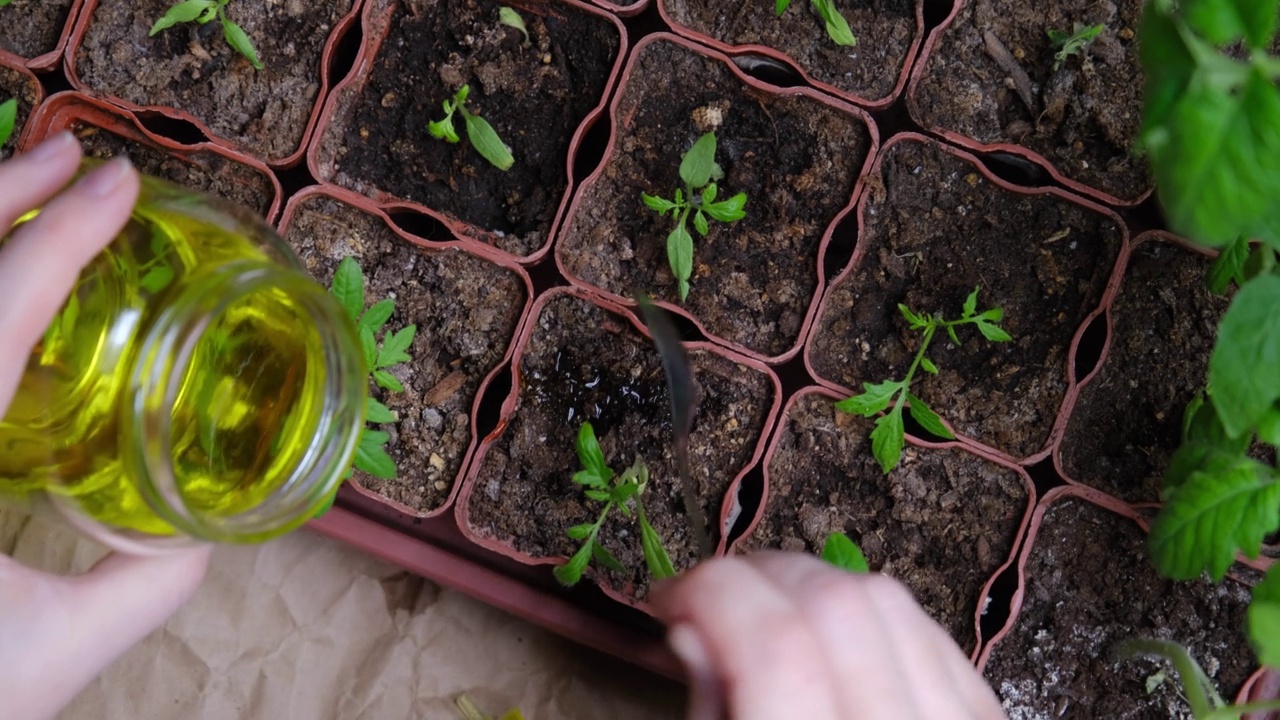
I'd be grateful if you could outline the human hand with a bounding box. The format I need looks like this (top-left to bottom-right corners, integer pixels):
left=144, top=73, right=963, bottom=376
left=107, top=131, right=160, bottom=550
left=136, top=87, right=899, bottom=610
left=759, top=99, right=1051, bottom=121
left=0, top=134, right=211, bottom=720
left=652, top=552, right=1007, bottom=720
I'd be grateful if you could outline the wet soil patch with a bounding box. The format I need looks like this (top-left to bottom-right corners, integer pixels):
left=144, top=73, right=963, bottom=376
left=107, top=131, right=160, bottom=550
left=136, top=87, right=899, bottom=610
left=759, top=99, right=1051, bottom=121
left=0, top=65, right=39, bottom=160
left=464, top=291, right=775, bottom=599
left=0, top=0, right=76, bottom=60
left=282, top=193, right=527, bottom=514
left=984, top=498, right=1256, bottom=719
left=808, top=138, right=1122, bottom=458
left=316, top=0, right=620, bottom=258
left=911, top=0, right=1148, bottom=201
left=71, top=123, right=275, bottom=217
left=740, top=391, right=1029, bottom=655
left=557, top=38, right=870, bottom=359
left=663, top=0, right=918, bottom=103
left=75, top=0, right=353, bottom=160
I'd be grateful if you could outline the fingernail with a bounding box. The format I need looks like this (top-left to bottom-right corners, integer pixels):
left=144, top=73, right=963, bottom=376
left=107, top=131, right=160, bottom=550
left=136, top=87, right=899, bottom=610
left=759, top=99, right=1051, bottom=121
left=25, top=131, right=76, bottom=161
left=78, top=156, right=132, bottom=197
left=668, top=624, right=723, bottom=720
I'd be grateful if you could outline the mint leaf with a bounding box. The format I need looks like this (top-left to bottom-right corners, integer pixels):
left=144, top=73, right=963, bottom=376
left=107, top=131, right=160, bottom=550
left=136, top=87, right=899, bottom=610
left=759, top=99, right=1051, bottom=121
left=1208, top=275, right=1280, bottom=438
left=821, top=531, right=869, bottom=572
left=680, top=132, right=718, bottom=189
left=1207, top=235, right=1249, bottom=294
left=1249, top=565, right=1280, bottom=666
left=835, top=380, right=903, bottom=417
left=908, top=394, right=955, bottom=440
left=331, top=257, right=364, bottom=321
left=639, top=512, right=676, bottom=580
left=575, top=423, right=612, bottom=485
left=554, top=542, right=593, bottom=586
left=869, top=405, right=905, bottom=473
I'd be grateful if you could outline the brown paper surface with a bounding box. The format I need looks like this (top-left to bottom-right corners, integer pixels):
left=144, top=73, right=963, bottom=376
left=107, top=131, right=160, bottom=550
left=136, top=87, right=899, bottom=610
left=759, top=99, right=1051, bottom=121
left=0, top=508, right=684, bottom=719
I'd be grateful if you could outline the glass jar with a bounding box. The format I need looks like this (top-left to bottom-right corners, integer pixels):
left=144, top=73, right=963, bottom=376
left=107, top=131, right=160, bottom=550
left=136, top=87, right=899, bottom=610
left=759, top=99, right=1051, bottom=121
left=0, top=162, right=367, bottom=554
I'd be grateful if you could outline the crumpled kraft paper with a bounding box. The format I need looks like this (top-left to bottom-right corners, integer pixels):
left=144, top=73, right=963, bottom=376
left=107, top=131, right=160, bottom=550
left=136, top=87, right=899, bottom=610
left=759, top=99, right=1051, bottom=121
left=0, top=507, right=684, bottom=719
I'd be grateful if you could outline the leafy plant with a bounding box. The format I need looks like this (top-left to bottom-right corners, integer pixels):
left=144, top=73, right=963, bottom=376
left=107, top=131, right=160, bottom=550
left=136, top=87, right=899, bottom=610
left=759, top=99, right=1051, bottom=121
left=775, top=0, right=856, bottom=47
left=150, top=0, right=262, bottom=70
left=835, top=287, right=1010, bottom=474
left=0, top=98, right=16, bottom=147
left=553, top=422, right=676, bottom=587
left=821, top=531, right=869, bottom=572
left=1134, top=0, right=1280, bottom=674
left=427, top=84, right=514, bottom=171
left=329, top=257, right=417, bottom=480
left=641, top=131, right=748, bottom=301
left=498, top=6, right=528, bottom=43
left=1046, top=21, right=1105, bottom=71
left=1115, top=637, right=1280, bottom=719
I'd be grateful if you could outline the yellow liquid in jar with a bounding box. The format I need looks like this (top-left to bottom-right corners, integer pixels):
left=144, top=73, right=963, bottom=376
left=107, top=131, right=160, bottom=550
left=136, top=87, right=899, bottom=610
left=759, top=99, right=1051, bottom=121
left=0, top=197, right=333, bottom=539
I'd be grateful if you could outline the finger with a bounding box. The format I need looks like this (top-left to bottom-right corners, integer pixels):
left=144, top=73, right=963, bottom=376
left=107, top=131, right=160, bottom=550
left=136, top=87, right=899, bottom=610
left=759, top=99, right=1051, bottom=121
left=652, top=556, right=841, bottom=720
left=0, top=157, right=139, bottom=413
left=0, top=132, right=83, bottom=230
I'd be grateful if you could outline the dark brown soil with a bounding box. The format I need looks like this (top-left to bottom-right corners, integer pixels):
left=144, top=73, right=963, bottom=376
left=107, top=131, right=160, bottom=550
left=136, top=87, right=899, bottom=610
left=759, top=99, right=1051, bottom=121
left=75, top=0, right=353, bottom=160
left=316, top=0, right=619, bottom=258
left=911, top=0, right=1148, bottom=201
left=282, top=193, right=527, bottom=514
left=984, top=498, right=1257, bottom=719
left=662, top=0, right=917, bottom=103
left=808, top=138, right=1123, bottom=459
left=1058, top=240, right=1227, bottom=503
left=0, top=0, right=76, bottom=59
left=558, top=39, right=870, bottom=359
left=464, top=291, right=775, bottom=598
left=740, top=391, right=1029, bottom=655
left=71, top=122, right=275, bottom=218
left=0, top=65, right=38, bottom=160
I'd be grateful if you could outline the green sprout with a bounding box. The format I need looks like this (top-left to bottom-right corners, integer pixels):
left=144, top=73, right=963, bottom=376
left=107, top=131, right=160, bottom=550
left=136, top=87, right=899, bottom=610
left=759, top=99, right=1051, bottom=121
left=498, top=6, right=529, bottom=43
left=1046, top=22, right=1105, bottom=71
left=554, top=422, right=676, bottom=587
left=775, top=0, right=856, bottom=47
left=149, top=0, right=262, bottom=70
left=836, top=287, right=1010, bottom=473
left=641, top=131, right=748, bottom=301
left=428, top=84, right=514, bottom=172
left=1115, top=635, right=1280, bottom=719
left=329, top=256, right=417, bottom=480
left=0, top=1, right=12, bottom=8
left=0, top=98, right=16, bottom=147
left=821, top=531, right=869, bottom=572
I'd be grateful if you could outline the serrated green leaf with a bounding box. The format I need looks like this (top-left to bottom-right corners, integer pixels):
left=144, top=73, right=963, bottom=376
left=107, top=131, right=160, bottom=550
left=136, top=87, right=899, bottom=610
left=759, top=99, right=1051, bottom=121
left=776, top=0, right=791, bottom=14
left=835, top=380, right=903, bottom=417
left=220, top=14, right=262, bottom=69
left=642, top=193, right=678, bottom=215
left=1209, top=275, right=1280, bottom=438
left=821, top=531, right=869, bottom=572
left=814, top=0, right=856, bottom=46
left=359, top=327, right=377, bottom=370
left=149, top=0, right=215, bottom=35
left=639, top=511, right=676, bottom=580
left=591, top=540, right=626, bottom=574
left=566, top=523, right=595, bottom=540
left=463, top=112, right=514, bottom=171
left=1149, top=458, right=1280, bottom=580
left=498, top=6, right=529, bottom=42
left=571, top=469, right=607, bottom=489
left=693, top=210, right=709, bottom=237
left=428, top=115, right=459, bottom=143
left=679, top=132, right=718, bottom=189
left=355, top=431, right=396, bottom=479
left=1207, top=235, right=1249, bottom=294
left=920, top=356, right=938, bottom=375
left=584, top=489, right=610, bottom=502
left=704, top=192, right=747, bottom=222
left=668, top=221, right=694, bottom=301
left=961, top=286, right=979, bottom=319
left=575, top=423, right=613, bottom=485
left=373, top=369, right=404, bottom=393
left=1249, top=564, right=1280, bottom=666
left=1182, top=0, right=1278, bottom=49
left=359, top=298, right=395, bottom=333
left=0, top=98, right=16, bottom=147
left=613, top=478, right=641, bottom=504
left=365, top=398, right=396, bottom=424
left=977, top=321, right=1012, bottom=343
left=331, top=257, right=364, bottom=321
left=908, top=394, right=955, bottom=440
left=898, top=304, right=927, bottom=329
left=377, top=325, right=416, bottom=368
left=553, top=542, right=592, bottom=586
left=870, top=405, right=905, bottom=474
left=1046, top=28, right=1071, bottom=43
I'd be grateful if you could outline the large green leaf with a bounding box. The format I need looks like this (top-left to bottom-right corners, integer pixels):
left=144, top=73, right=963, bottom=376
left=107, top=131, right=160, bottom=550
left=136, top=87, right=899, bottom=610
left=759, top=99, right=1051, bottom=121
left=1249, top=564, right=1280, bottom=666
left=575, top=423, right=612, bottom=486
left=835, top=380, right=903, bottom=417
left=869, top=406, right=905, bottom=474
left=1208, top=276, right=1280, bottom=438
left=1182, top=0, right=1279, bottom=48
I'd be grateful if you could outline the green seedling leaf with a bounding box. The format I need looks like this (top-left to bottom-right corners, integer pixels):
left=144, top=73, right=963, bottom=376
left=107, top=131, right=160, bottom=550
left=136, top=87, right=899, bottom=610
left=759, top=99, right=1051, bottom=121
left=639, top=511, right=677, bottom=580
left=554, top=542, right=593, bottom=586
left=1207, top=235, right=1249, bottom=294
left=584, top=489, right=610, bottom=502
left=702, top=183, right=717, bottom=205
left=870, top=405, right=905, bottom=474
left=575, top=422, right=613, bottom=485
left=0, top=0, right=13, bottom=7
left=498, top=6, right=529, bottom=42
left=920, top=356, right=938, bottom=374
left=365, top=398, right=396, bottom=424
left=462, top=112, right=514, bottom=171
left=693, top=210, right=709, bottom=237
left=1258, top=405, right=1280, bottom=447
left=1148, top=457, right=1280, bottom=580
left=591, top=540, right=627, bottom=574
left=977, top=307, right=1004, bottom=323
left=642, top=193, right=679, bottom=215
left=1182, top=0, right=1279, bottom=48
left=835, top=380, right=903, bottom=417
left=221, top=14, right=262, bottom=69
left=961, top=286, right=980, bottom=319
left=1250, top=565, right=1280, bottom=666
left=571, top=468, right=606, bottom=488
left=1209, top=276, right=1280, bottom=438
left=331, top=257, right=364, bottom=321
left=0, top=98, right=16, bottom=147
left=680, top=132, right=718, bottom=189
left=898, top=304, right=928, bottom=329
left=908, top=394, right=954, bottom=440
left=566, top=523, right=595, bottom=540
left=976, top=320, right=1012, bottom=343
left=354, top=431, right=396, bottom=479
left=372, top=369, right=404, bottom=393
left=821, top=531, right=869, bottom=572
left=1049, top=22, right=1104, bottom=71
left=946, top=324, right=962, bottom=346
left=703, top=193, right=747, bottom=222
left=775, top=0, right=791, bottom=14
left=359, top=298, right=395, bottom=333
left=149, top=0, right=216, bottom=34
left=813, top=0, right=856, bottom=46
left=377, top=325, right=416, bottom=368
left=139, top=264, right=175, bottom=294
left=668, top=222, right=694, bottom=301
left=428, top=113, right=460, bottom=143
left=358, top=327, right=377, bottom=370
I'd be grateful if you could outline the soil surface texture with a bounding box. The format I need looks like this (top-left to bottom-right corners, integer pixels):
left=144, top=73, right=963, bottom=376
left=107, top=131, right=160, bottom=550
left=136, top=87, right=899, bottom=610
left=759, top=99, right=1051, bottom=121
left=0, top=65, right=38, bottom=160
left=283, top=193, right=527, bottom=514
left=71, top=122, right=275, bottom=218
left=75, top=0, right=353, bottom=160
left=1058, top=240, right=1227, bottom=503
left=318, top=0, right=619, bottom=258
left=663, top=0, right=917, bottom=103
left=808, top=138, right=1122, bottom=459
left=0, top=0, right=75, bottom=59
left=984, top=497, right=1257, bottom=719
left=740, top=391, right=1029, bottom=655
left=912, top=0, right=1148, bottom=201
left=464, top=291, right=774, bottom=599
left=558, top=39, right=870, bottom=359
